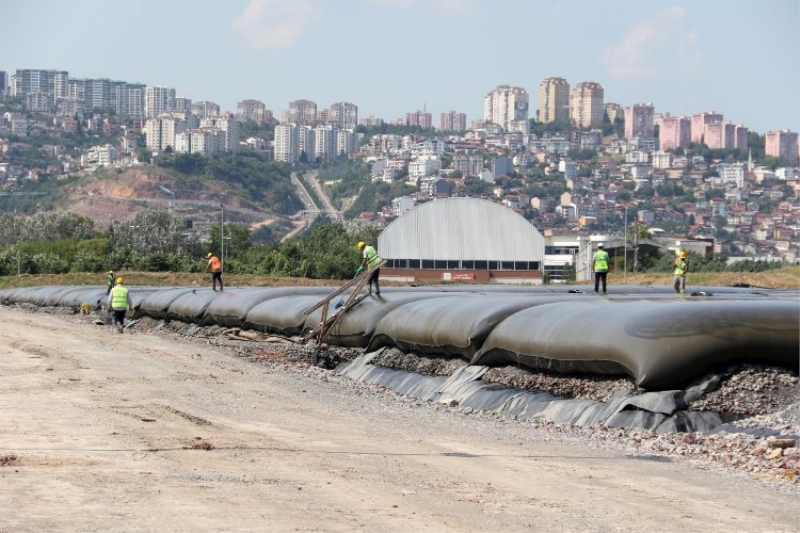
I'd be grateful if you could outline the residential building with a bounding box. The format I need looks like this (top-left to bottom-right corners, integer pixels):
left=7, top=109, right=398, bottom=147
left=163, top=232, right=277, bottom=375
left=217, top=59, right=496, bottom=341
left=145, top=86, right=176, bottom=118
left=765, top=129, right=799, bottom=165
left=10, top=69, right=69, bottom=99
left=237, top=99, right=267, bottom=124
left=483, top=85, right=529, bottom=132
left=335, top=129, right=357, bottom=157
left=200, top=113, right=239, bottom=153
left=604, top=103, right=622, bottom=124
left=571, top=81, right=604, bottom=129
left=175, top=128, right=226, bottom=156
left=538, top=77, right=570, bottom=123
left=191, top=101, right=220, bottom=119
left=328, top=102, right=358, bottom=129
left=274, top=124, right=299, bottom=163
left=287, top=99, right=317, bottom=125
left=657, top=114, right=691, bottom=151
left=439, top=110, right=467, bottom=131
left=313, top=125, right=336, bottom=162
left=406, top=110, right=432, bottom=129
left=718, top=163, right=745, bottom=188
left=624, top=103, right=655, bottom=141
left=691, top=111, right=723, bottom=144
left=174, top=97, right=192, bottom=113
left=0, top=71, right=6, bottom=98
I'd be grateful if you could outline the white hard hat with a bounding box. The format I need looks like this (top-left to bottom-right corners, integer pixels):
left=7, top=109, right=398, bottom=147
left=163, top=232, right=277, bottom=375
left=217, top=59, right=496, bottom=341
left=597, top=242, right=604, bottom=248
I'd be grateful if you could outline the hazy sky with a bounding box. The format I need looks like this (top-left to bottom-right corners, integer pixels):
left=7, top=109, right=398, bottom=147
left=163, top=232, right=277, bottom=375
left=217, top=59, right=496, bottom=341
left=4, top=0, right=799, bottom=134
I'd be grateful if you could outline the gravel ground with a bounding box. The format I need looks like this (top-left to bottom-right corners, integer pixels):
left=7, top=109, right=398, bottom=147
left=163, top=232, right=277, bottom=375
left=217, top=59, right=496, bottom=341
left=23, top=307, right=800, bottom=492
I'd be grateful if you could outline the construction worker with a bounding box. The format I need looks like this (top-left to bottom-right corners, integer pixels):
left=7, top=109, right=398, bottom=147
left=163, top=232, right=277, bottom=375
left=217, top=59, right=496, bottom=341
left=356, top=241, right=382, bottom=296
left=106, top=270, right=115, bottom=295
left=592, top=242, right=610, bottom=294
left=207, top=252, right=223, bottom=291
left=674, top=250, right=690, bottom=294
left=107, top=277, right=133, bottom=334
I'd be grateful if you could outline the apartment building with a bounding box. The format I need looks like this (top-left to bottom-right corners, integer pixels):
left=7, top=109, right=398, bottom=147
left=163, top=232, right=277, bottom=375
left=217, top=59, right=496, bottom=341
left=570, top=82, right=604, bottom=129
left=406, top=110, right=432, bottom=129
left=691, top=111, right=723, bottom=143
left=0, top=71, right=6, bottom=98
left=604, top=102, right=622, bottom=124
left=657, top=114, right=691, bottom=151
left=237, top=99, right=267, bottom=124
left=174, top=97, right=192, bottom=113
left=624, top=103, right=655, bottom=141
left=538, top=77, right=570, bottom=123
left=483, top=85, right=529, bottom=132
left=287, top=99, right=317, bottom=125
left=335, top=129, right=357, bottom=157
left=274, top=124, right=299, bottom=163
left=439, top=110, right=467, bottom=132
left=145, top=86, right=176, bottom=118
left=191, top=101, right=220, bottom=119
left=328, top=102, right=358, bottom=129
left=10, top=69, right=69, bottom=99
left=174, top=128, right=226, bottom=156
left=199, top=114, right=239, bottom=153
left=765, top=129, right=799, bottom=165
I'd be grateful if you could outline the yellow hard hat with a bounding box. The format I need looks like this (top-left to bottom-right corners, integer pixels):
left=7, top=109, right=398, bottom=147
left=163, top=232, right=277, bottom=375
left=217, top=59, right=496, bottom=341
left=207, top=252, right=213, bottom=258
left=357, top=241, right=365, bottom=249
left=116, top=277, right=124, bottom=285
left=108, top=270, right=114, bottom=274
left=679, top=251, right=687, bottom=258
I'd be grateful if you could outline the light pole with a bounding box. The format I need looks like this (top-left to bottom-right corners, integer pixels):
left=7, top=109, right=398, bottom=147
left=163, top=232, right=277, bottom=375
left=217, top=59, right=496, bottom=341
left=623, top=206, right=628, bottom=285
left=220, top=204, right=224, bottom=275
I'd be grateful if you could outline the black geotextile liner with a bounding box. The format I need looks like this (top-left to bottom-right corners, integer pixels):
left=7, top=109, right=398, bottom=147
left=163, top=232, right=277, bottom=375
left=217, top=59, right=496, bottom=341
left=473, top=298, right=800, bottom=390
left=339, top=351, right=725, bottom=433
left=2, top=285, right=798, bottom=394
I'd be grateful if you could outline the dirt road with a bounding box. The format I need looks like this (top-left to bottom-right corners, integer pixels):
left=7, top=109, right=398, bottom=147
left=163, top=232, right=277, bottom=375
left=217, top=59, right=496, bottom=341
left=0, top=307, right=797, bottom=533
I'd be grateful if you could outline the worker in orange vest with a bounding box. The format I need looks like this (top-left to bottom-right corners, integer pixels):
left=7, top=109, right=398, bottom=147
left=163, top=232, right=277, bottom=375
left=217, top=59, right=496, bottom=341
left=206, top=252, right=223, bottom=291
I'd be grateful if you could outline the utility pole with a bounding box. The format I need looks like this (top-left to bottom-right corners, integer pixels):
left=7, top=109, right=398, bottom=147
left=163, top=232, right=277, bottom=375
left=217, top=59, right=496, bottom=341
left=623, top=206, right=627, bottom=285
left=220, top=204, right=224, bottom=275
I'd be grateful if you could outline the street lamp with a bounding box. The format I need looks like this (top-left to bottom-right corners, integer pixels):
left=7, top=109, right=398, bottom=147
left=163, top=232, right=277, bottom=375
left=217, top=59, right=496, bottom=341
left=220, top=204, right=224, bottom=275
left=623, top=206, right=628, bottom=285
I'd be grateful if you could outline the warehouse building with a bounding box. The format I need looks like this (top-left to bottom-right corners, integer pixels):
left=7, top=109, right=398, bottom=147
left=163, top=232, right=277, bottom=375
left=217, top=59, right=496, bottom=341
left=378, top=197, right=545, bottom=284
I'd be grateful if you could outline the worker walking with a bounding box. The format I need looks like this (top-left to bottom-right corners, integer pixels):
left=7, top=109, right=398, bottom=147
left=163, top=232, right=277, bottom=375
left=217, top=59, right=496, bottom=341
left=106, top=270, right=115, bottom=296
left=356, top=241, right=382, bottom=296
left=674, top=251, right=690, bottom=294
left=592, top=242, right=610, bottom=294
left=107, top=277, right=133, bottom=334
left=207, top=252, right=223, bottom=291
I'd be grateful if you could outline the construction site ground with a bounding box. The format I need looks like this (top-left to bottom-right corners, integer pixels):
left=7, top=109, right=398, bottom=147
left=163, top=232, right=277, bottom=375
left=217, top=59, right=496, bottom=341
left=1, top=306, right=798, bottom=533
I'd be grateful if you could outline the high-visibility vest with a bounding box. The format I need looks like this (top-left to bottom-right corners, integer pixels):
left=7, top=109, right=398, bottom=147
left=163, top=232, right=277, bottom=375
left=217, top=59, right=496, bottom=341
left=593, top=250, right=609, bottom=272
left=674, top=259, right=688, bottom=276
left=107, top=274, right=115, bottom=288
left=111, top=285, right=129, bottom=309
left=208, top=256, right=222, bottom=271
left=364, top=245, right=382, bottom=269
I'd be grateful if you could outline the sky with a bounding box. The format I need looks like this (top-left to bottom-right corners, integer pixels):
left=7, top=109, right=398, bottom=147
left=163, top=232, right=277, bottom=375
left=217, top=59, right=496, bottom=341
left=3, top=0, right=799, bottom=135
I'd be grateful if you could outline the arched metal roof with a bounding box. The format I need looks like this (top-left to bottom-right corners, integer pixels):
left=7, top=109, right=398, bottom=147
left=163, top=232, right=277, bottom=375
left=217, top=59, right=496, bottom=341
left=378, top=198, right=545, bottom=261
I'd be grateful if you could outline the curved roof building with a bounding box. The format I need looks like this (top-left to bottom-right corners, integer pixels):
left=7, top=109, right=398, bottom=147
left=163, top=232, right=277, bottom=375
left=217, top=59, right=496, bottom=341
left=378, top=198, right=545, bottom=284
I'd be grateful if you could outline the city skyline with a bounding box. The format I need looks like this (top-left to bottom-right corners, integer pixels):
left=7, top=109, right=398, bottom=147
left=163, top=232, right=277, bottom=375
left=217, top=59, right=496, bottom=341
left=3, top=0, right=798, bottom=135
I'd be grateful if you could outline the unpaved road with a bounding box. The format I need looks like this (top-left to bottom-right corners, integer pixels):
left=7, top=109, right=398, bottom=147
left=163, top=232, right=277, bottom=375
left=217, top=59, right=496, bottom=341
left=0, top=307, right=797, bottom=533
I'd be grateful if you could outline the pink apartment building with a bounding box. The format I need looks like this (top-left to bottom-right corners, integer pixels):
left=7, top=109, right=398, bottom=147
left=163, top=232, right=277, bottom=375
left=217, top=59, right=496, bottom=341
left=765, top=129, right=799, bottom=165
left=657, top=115, right=691, bottom=151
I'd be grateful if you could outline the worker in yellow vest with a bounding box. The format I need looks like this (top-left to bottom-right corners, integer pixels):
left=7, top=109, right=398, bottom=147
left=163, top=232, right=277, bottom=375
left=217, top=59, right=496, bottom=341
left=357, top=241, right=382, bottom=296
left=592, top=243, right=610, bottom=294
left=673, top=251, right=690, bottom=294
left=105, top=270, right=115, bottom=295
left=107, top=277, right=133, bottom=334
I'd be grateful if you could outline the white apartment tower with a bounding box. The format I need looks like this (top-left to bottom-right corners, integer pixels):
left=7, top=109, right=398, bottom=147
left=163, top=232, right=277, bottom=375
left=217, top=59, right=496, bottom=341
left=288, top=99, right=317, bottom=125
left=145, top=86, right=176, bottom=118
left=483, top=85, right=529, bottom=132
left=274, top=124, right=299, bottom=163
left=200, top=113, right=239, bottom=153
left=538, top=77, right=570, bottom=123
left=191, top=101, right=221, bottom=119
left=570, top=82, right=604, bottom=129
left=314, top=125, right=336, bottom=162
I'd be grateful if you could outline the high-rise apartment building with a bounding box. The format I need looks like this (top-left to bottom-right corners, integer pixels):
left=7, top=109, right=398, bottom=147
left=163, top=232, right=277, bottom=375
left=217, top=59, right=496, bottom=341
left=439, top=110, right=467, bottom=132
left=690, top=111, right=723, bottom=144
left=657, top=115, right=691, bottom=151
left=313, top=125, right=336, bottom=162
left=483, top=85, right=529, bottom=132
left=605, top=103, right=622, bottom=124
left=538, top=77, right=570, bottom=123
left=200, top=113, right=239, bottom=153
left=570, top=82, right=604, bottom=129
left=288, top=99, right=317, bottom=125
left=145, top=86, right=176, bottom=118
left=765, top=129, right=799, bottom=165
left=10, top=69, right=69, bottom=99
left=336, top=129, right=357, bottom=157
left=237, top=99, right=267, bottom=124
left=406, top=110, right=432, bottom=129
left=175, top=97, right=193, bottom=113
left=191, top=101, right=220, bottom=119
left=274, top=124, right=299, bottom=163
left=624, top=103, right=655, bottom=140
left=328, top=102, right=358, bottom=129
left=0, top=71, right=7, bottom=98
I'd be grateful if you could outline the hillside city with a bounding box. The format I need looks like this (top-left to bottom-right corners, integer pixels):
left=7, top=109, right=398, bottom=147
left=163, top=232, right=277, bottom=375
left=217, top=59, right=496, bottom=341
left=1, top=68, right=799, bottom=280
